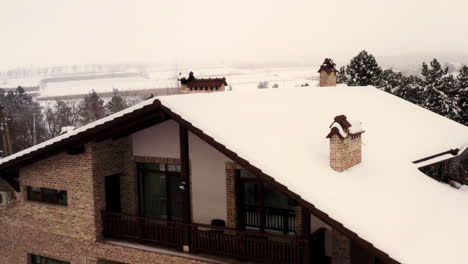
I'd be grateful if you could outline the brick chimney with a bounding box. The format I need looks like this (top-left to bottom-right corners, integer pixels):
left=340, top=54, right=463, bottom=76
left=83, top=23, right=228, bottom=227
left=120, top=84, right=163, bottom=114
left=326, top=115, right=364, bottom=172
left=318, top=58, right=338, bottom=87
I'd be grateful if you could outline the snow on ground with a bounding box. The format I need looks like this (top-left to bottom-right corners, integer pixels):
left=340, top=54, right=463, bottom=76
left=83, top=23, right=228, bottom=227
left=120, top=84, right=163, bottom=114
left=40, top=76, right=176, bottom=97
left=3, top=66, right=318, bottom=99
left=1, top=76, right=42, bottom=88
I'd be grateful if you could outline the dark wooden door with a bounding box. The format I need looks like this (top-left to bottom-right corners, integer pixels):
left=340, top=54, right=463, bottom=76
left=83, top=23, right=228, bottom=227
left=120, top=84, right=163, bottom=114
left=105, top=174, right=121, bottom=212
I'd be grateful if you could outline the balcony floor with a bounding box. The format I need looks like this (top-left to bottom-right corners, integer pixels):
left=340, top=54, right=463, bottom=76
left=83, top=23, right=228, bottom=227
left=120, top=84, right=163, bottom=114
left=102, top=239, right=258, bottom=264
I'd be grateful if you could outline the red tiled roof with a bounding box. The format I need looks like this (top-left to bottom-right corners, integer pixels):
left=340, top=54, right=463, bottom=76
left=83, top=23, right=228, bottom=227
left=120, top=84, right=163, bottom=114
left=186, top=78, right=227, bottom=88
left=317, top=58, right=338, bottom=74
left=180, top=72, right=227, bottom=88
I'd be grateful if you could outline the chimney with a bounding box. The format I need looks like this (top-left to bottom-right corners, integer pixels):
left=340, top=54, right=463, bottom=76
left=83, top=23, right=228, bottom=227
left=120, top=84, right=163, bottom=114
left=318, top=58, right=337, bottom=87
left=326, top=115, right=364, bottom=172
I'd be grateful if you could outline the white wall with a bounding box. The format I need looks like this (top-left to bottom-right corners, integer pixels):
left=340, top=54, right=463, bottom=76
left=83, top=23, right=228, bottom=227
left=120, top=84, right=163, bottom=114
left=188, top=132, right=230, bottom=224
left=132, top=120, right=180, bottom=158
left=132, top=120, right=230, bottom=225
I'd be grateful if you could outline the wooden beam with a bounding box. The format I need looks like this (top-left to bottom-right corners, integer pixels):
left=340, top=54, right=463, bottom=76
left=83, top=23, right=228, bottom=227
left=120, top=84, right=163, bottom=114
left=302, top=206, right=311, bottom=264
left=179, top=125, right=191, bottom=224
left=179, top=125, right=192, bottom=251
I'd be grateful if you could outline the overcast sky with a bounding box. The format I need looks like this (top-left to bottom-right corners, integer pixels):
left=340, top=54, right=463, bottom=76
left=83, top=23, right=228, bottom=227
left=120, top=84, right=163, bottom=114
left=1, top=0, right=467, bottom=69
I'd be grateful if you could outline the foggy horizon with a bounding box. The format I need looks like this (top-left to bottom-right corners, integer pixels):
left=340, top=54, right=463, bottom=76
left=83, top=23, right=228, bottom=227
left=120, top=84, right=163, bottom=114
left=1, top=0, right=468, bottom=70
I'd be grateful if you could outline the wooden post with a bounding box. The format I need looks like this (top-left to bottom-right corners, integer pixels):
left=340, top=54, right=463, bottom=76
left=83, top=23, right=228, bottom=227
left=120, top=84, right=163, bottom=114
left=179, top=125, right=192, bottom=251
left=258, top=182, right=265, bottom=233
left=302, top=206, right=311, bottom=264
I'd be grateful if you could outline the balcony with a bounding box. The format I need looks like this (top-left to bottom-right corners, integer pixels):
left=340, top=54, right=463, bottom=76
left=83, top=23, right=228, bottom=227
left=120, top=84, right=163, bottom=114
left=102, top=211, right=325, bottom=264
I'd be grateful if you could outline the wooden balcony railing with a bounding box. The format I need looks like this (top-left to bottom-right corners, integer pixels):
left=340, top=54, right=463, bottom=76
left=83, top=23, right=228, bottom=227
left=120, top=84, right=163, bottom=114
left=102, top=211, right=186, bottom=248
left=244, top=206, right=296, bottom=233
left=102, top=211, right=308, bottom=264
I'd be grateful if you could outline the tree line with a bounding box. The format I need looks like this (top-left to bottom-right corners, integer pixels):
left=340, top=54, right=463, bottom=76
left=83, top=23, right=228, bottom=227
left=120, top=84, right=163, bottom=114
left=337, top=50, right=468, bottom=126
left=0, top=88, right=142, bottom=156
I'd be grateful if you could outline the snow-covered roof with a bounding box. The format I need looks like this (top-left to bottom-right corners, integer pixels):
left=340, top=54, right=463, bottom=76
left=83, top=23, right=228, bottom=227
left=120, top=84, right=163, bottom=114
left=156, top=87, right=468, bottom=264
left=2, top=85, right=468, bottom=263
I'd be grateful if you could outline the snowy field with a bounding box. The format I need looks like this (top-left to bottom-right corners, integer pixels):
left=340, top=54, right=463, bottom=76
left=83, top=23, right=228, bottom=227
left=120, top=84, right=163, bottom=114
left=1, top=66, right=319, bottom=100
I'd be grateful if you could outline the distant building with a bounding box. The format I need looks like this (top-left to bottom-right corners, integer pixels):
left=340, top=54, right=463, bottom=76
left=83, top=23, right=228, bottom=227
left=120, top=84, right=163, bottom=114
left=179, top=72, right=227, bottom=94
left=318, top=58, right=338, bottom=87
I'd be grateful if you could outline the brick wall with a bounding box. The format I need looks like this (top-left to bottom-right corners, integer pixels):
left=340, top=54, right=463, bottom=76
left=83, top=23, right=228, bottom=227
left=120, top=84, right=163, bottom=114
left=18, top=148, right=96, bottom=241
left=320, top=71, right=337, bottom=87
left=225, top=162, right=241, bottom=228
left=91, top=137, right=132, bottom=240
left=0, top=137, right=215, bottom=264
left=329, top=134, right=362, bottom=172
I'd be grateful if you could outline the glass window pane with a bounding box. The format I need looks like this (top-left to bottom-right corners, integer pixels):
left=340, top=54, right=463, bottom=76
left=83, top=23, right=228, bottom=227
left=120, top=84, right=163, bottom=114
left=141, top=163, right=165, bottom=171
left=57, top=191, right=68, bottom=205
left=243, top=182, right=258, bottom=207
left=242, top=182, right=259, bottom=228
left=264, top=184, right=290, bottom=209
left=42, top=188, right=58, bottom=204
left=167, top=164, right=177, bottom=172
left=168, top=175, right=184, bottom=221
left=239, top=169, right=256, bottom=179
left=31, top=255, right=42, bottom=264
left=141, top=171, right=167, bottom=219
left=28, top=187, right=41, bottom=202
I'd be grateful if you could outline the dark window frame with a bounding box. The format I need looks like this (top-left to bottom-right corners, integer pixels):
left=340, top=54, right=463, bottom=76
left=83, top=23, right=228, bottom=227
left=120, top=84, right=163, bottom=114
left=26, top=186, right=68, bottom=206
left=30, top=254, right=70, bottom=264
left=137, top=162, right=183, bottom=221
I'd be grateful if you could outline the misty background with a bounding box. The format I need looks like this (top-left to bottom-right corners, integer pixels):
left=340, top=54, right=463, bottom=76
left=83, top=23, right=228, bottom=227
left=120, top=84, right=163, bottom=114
left=1, top=0, right=468, bottom=72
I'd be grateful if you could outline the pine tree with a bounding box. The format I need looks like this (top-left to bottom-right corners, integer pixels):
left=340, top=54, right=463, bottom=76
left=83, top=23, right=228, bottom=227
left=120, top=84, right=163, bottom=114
left=0, top=86, right=47, bottom=152
left=421, top=59, right=448, bottom=85
left=106, top=89, right=128, bottom=114
left=44, top=100, right=80, bottom=138
left=457, top=66, right=468, bottom=125
left=78, top=90, right=105, bottom=125
left=345, top=50, right=382, bottom=86
left=420, top=59, right=461, bottom=122
left=336, top=66, right=348, bottom=84
left=398, top=75, right=423, bottom=105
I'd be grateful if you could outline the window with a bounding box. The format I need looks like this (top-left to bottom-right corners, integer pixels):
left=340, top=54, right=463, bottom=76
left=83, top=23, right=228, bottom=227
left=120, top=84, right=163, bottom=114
left=138, top=163, right=184, bottom=221
left=30, top=254, right=70, bottom=264
left=27, top=187, right=67, bottom=206
left=237, top=169, right=297, bottom=234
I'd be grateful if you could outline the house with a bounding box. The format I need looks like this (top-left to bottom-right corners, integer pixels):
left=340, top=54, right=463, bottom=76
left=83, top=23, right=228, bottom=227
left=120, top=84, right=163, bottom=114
left=179, top=72, right=228, bottom=94
left=0, top=75, right=468, bottom=264
left=318, top=59, right=338, bottom=87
